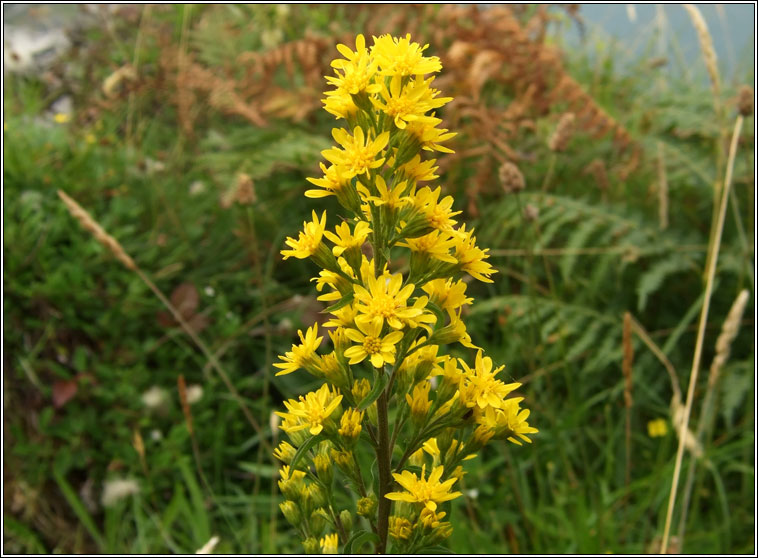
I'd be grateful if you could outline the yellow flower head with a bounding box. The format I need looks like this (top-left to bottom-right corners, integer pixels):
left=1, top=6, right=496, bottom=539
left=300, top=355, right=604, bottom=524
left=353, top=271, right=420, bottom=330
left=274, top=324, right=323, bottom=376
left=458, top=350, right=520, bottom=409
left=344, top=316, right=404, bottom=368
left=281, top=210, right=328, bottom=260
left=399, top=229, right=458, bottom=264
left=647, top=418, right=668, bottom=438
left=419, top=508, right=446, bottom=530
left=422, top=278, right=473, bottom=316
left=322, top=127, right=389, bottom=179
left=405, top=116, right=456, bottom=154
left=405, top=380, right=432, bottom=423
left=452, top=224, right=496, bottom=282
left=371, top=33, right=442, bottom=76
left=327, top=34, right=381, bottom=96
left=372, top=75, right=452, bottom=130
left=273, top=441, right=297, bottom=464
left=397, top=154, right=439, bottom=183
left=324, top=220, right=372, bottom=257
left=338, top=407, right=364, bottom=440
left=276, top=384, right=343, bottom=436
left=386, top=464, right=462, bottom=511
left=305, top=162, right=350, bottom=199
left=388, top=516, right=413, bottom=540
left=319, top=532, right=339, bottom=554
left=413, top=186, right=461, bottom=231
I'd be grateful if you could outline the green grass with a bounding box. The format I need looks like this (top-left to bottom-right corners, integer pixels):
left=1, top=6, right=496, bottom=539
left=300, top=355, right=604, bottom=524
left=3, top=4, right=754, bottom=554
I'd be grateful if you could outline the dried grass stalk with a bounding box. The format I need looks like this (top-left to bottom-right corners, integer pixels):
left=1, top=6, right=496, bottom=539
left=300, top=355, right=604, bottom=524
left=660, top=114, right=744, bottom=552
left=657, top=141, right=669, bottom=230
left=548, top=112, right=576, bottom=152
left=684, top=5, right=721, bottom=109
left=57, top=190, right=136, bottom=270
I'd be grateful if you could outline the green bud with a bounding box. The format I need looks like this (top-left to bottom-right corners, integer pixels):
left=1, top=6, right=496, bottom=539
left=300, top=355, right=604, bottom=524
left=279, top=500, right=301, bottom=526
left=339, top=509, right=353, bottom=534
left=302, top=537, right=320, bottom=555
left=313, top=453, right=334, bottom=486
left=309, top=508, right=327, bottom=535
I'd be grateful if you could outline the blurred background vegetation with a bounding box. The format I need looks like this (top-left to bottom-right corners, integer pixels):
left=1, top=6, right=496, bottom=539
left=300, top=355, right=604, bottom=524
left=3, top=4, right=754, bottom=554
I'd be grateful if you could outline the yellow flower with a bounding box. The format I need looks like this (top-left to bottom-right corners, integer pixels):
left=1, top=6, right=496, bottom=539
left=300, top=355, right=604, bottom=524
left=344, top=316, right=404, bottom=368
left=386, top=464, right=462, bottom=511
left=274, top=324, right=323, bottom=376
left=419, top=508, right=446, bottom=529
left=338, top=408, right=364, bottom=440
left=429, top=311, right=478, bottom=349
left=305, top=162, right=350, bottom=199
left=322, top=127, right=390, bottom=179
left=458, top=350, right=520, bottom=409
left=451, top=224, right=496, bottom=283
left=324, top=220, right=372, bottom=257
left=324, top=303, right=359, bottom=329
left=54, top=113, right=70, bottom=124
left=372, top=75, right=452, bottom=130
left=397, top=154, right=439, bottom=183
left=273, top=441, right=297, bottom=464
left=362, top=175, right=412, bottom=210
left=405, top=117, right=456, bottom=154
left=371, top=33, right=442, bottom=76
left=276, top=384, right=343, bottom=436
left=353, top=271, right=420, bottom=329
left=319, top=532, right=339, bottom=554
left=412, top=186, right=461, bottom=231
left=647, top=418, right=668, bottom=438
left=422, top=278, right=473, bottom=316
left=327, top=34, right=381, bottom=95
left=388, top=516, right=413, bottom=540
left=405, top=381, right=432, bottom=424
left=350, top=378, right=369, bottom=401
left=399, top=230, right=458, bottom=264
left=281, top=210, right=328, bottom=260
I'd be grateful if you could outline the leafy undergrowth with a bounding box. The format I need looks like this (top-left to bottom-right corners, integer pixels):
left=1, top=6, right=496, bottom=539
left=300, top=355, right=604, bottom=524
left=3, top=4, right=754, bottom=554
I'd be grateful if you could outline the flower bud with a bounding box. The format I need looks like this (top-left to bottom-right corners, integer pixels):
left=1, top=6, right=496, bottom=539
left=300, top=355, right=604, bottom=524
left=279, top=500, right=301, bottom=526
left=309, top=508, right=328, bottom=535
left=302, top=537, right=320, bottom=554
left=313, top=453, right=334, bottom=486
left=357, top=495, right=377, bottom=517
left=339, top=509, right=353, bottom=534
left=273, top=441, right=297, bottom=464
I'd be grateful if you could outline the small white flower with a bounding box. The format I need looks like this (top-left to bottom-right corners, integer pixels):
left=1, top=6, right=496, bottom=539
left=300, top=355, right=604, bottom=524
left=141, top=386, right=167, bottom=409
left=101, top=478, right=139, bottom=507
left=189, top=180, right=206, bottom=196
left=204, top=285, right=215, bottom=297
left=150, top=429, right=163, bottom=441
left=186, top=384, right=203, bottom=405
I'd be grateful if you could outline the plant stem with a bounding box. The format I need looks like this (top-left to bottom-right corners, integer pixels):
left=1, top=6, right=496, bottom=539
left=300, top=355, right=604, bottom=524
left=375, top=389, right=391, bottom=554
left=659, top=115, right=743, bottom=553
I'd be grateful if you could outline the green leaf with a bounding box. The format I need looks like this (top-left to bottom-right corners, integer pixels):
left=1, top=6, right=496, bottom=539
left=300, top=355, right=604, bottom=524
left=343, top=529, right=380, bottom=554
left=53, top=468, right=106, bottom=550
left=357, top=368, right=389, bottom=411
left=323, top=292, right=354, bottom=314
left=636, top=256, right=693, bottom=311
left=290, top=433, right=325, bottom=472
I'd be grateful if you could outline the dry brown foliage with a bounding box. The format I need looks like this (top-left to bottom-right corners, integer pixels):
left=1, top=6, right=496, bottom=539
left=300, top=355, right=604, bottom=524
left=108, top=5, right=640, bottom=210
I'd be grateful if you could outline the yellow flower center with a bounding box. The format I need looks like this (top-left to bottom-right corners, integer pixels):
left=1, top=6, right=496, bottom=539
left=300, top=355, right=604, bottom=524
left=362, top=336, right=382, bottom=354
left=384, top=96, right=414, bottom=118
left=347, top=145, right=376, bottom=174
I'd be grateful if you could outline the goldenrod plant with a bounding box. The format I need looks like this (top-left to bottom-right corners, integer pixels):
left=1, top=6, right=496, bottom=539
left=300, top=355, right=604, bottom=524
left=273, top=33, right=537, bottom=554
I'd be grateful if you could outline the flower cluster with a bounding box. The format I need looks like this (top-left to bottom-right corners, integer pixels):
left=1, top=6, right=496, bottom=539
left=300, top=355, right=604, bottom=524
left=273, top=33, right=537, bottom=554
